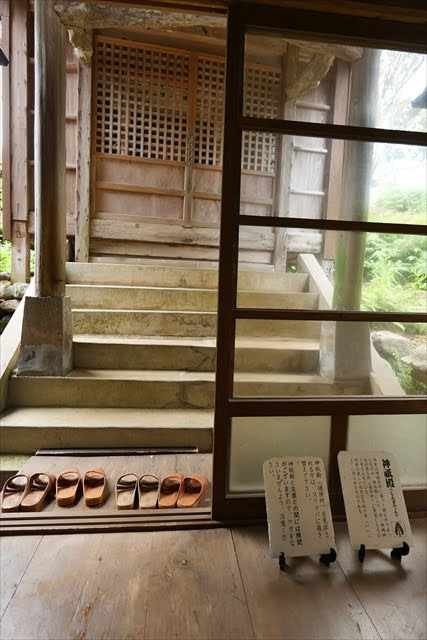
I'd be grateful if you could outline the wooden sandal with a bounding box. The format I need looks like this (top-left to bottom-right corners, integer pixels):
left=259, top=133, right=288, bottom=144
left=138, top=474, right=160, bottom=509
left=84, top=468, right=107, bottom=507
left=158, top=473, right=184, bottom=509
left=116, top=473, right=138, bottom=510
left=177, top=474, right=209, bottom=508
left=1, top=474, right=30, bottom=512
left=56, top=468, right=81, bottom=507
left=20, top=473, right=56, bottom=512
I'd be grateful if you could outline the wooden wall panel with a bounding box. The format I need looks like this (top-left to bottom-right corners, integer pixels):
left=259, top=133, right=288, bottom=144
left=95, top=190, right=184, bottom=220
left=96, top=156, right=185, bottom=189
left=192, top=198, right=221, bottom=224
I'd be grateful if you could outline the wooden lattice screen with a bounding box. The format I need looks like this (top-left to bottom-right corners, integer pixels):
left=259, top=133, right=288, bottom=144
left=242, top=65, right=281, bottom=173
left=95, top=39, right=190, bottom=162
left=95, top=38, right=281, bottom=173
left=194, top=56, right=225, bottom=167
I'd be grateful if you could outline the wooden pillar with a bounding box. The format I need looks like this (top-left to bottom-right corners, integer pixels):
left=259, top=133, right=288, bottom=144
left=17, top=0, right=72, bottom=376
left=75, top=43, right=93, bottom=262
left=33, top=0, right=66, bottom=296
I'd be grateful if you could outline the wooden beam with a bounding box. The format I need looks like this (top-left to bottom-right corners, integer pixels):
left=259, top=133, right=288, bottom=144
left=34, top=0, right=66, bottom=296
left=75, top=54, right=92, bottom=262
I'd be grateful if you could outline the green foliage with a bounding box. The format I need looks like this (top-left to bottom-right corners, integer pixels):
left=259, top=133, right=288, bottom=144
left=376, top=187, right=427, bottom=215
left=361, top=214, right=427, bottom=334
left=0, top=175, right=12, bottom=273
left=389, top=348, right=427, bottom=396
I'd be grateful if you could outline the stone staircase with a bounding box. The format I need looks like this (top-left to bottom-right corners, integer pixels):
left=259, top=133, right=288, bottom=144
left=1, top=262, right=337, bottom=458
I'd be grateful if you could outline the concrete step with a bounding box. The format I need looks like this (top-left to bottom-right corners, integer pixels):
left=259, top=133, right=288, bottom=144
left=0, top=454, right=30, bottom=486
left=0, top=408, right=213, bottom=454
left=66, top=262, right=309, bottom=293
left=72, top=309, right=319, bottom=339
left=67, top=284, right=318, bottom=312
left=7, top=370, right=348, bottom=410
left=73, top=336, right=319, bottom=373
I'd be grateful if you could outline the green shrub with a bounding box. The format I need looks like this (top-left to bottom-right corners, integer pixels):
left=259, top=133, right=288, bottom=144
left=376, top=187, right=427, bottom=214
left=390, top=348, right=427, bottom=395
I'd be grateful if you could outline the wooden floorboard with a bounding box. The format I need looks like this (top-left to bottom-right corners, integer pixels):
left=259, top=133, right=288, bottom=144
left=335, top=519, right=427, bottom=640
left=0, top=535, right=42, bottom=619
left=0, top=521, right=425, bottom=639
left=0, top=529, right=253, bottom=640
left=232, top=525, right=381, bottom=640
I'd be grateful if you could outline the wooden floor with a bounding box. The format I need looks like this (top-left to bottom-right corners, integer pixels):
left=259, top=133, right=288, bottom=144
left=0, top=519, right=425, bottom=640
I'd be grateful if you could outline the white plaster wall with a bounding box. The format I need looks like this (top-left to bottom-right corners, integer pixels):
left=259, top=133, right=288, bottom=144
left=228, top=416, right=331, bottom=493
left=348, top=414, right=427, bottom=488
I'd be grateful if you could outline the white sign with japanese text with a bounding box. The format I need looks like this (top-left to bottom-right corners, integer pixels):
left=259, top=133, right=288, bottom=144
left=263, top=456, right=336, bottom=558
left=338, top=451, right=412, bottom=550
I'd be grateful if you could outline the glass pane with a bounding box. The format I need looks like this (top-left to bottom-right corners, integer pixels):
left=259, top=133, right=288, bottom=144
left=237, top=225, right=427, bottom=315
left=229, top=416, right=330, bottom=494
left=347, top=415, right=427, bottom=487
left=244, top=32, right=427, bottom=134
left=233, top=319, right=426, bottom=397
left=239, top=135, right=427, bottom=226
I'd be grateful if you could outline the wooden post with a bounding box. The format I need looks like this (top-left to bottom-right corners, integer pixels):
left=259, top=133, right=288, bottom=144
left=272, top=46, right=298, bottom=272
left=75, top=43, right=93, bottom=262
left=17, top=0, right=73, bottom=376
left=9, top=0, right=30, bottom=283
left=33, top=0, right=66, bottom=296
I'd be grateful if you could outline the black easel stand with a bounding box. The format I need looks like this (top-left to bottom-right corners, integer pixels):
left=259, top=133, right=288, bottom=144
left=319, top=548, right=337, bottom=567
left=279, top=549, right=337, bottom=570
left=359, top=541, right=410, bottom=562
left=391, top=541, right=410, bottom=560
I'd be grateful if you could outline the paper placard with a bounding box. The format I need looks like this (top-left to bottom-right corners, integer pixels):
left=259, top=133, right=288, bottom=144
left=263, top=456, right=335, bottom=558
left=338, top=451, right=412, bottom=550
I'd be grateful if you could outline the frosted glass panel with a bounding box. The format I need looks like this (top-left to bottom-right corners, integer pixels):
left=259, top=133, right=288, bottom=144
left=348, top=414, right=427, bottom=488
left=229, top=416, right=330, bottom=494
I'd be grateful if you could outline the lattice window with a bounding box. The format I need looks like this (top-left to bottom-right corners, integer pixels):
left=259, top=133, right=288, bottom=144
left=95, top=39, right=190, bottom=162
left=194, top=57, right=225, bottom=167
left=243, top=66, right=281, bottom=173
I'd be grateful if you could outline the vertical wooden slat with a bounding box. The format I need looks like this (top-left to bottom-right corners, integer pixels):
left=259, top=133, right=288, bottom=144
left=10, top=0, right=30, bottom=282
left=212, top=6, right=245, bottom=521
left=183, top=53, right=197, bottom=226
left=1, top=0, right=11, bottom=241
left=273, top=46, right=298, bottom=271
left=324, top=60, right=351, bottom=260
left=75, top=57, right=92, bottom=263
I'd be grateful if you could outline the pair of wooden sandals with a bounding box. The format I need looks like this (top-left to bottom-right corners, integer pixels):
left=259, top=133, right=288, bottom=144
left=116, top=473, right=209, bottom=510
left=0, top=468, right=107, bottom=512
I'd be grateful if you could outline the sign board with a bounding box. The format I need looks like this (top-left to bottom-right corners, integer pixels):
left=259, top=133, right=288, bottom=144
left=338, top=451, right=412, bottom=550
left=263, top=456, right=335, bottom=558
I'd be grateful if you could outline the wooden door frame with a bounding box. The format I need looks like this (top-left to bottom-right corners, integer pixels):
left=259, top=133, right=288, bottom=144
left=212, top=3, right=427, bottom=522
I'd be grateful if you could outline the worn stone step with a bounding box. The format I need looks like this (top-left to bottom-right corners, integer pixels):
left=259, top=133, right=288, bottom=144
left=66, top=262, right=308, bottom=292
left=72, top=309, right=319, bottom=339
left=73, top=335, right=319, bottom=373
left=8, top=370, right=347, bottom=410
left=0, top=407, right=213, bottom=454
left=67, top=284, right=318, bottom=311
